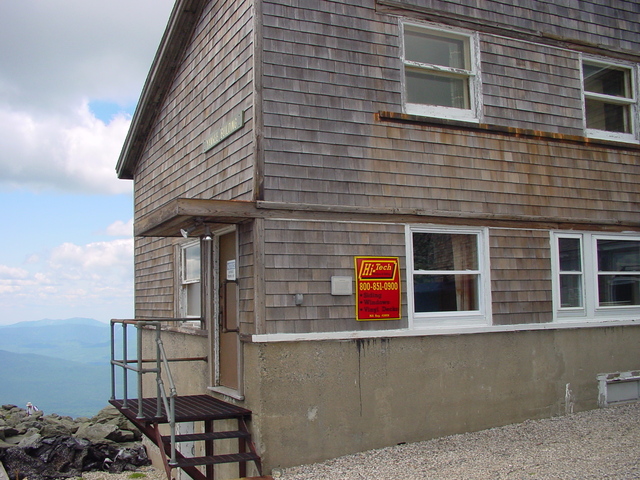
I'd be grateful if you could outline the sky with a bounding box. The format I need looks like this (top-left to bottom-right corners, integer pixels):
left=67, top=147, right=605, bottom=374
left=0, top=0, right=175, bottom=325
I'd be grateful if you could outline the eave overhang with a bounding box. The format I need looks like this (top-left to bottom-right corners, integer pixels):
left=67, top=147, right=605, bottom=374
left=135, top=198, right=640, bottom=238
left=135, top=198, right=261, bottom=237
left=116, top=0, right=207, bottom=180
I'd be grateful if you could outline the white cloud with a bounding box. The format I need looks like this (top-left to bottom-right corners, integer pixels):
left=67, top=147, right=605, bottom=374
left=105, top=219, right=134, bottom=237
left=0, top=239, right=134, bottom=321
left=0, top=104, right=133, bottom=194
left=0, top=265, right=29, bottom=280
left=0, top=0, right=174, bottom=194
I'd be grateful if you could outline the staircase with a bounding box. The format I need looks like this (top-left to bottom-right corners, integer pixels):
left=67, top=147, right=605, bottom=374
left=109, top=319, right=264, bottom=480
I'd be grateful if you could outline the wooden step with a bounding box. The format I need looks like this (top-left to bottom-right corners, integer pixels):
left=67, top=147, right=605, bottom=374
left=170, top=452, right=260, bottom=468
left=162, top=430, right=250, bottom=443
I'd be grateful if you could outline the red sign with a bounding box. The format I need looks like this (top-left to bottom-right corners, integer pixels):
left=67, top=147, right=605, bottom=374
left=355, top=257, right=401, bottom=321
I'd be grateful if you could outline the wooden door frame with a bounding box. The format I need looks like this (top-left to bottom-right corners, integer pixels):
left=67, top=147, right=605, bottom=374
left=206, top=226, right=244, bottom=400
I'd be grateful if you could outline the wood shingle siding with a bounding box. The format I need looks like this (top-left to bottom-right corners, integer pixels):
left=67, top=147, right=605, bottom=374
left=134, top=238, right=175, bottom=318
left=264, top=120, right=640, bottom=225
left=489, top=229, right=553, bottom=325
left=132, top=0, right=255, bottom=319
left=263, top=219, right=406, bottom=334
left=377, top=0, right=640, bottom=58
left=261, top=0, right=640, bottom=231
left=481, top=37, right=584, bottom=134
left=135, top=0, right=254, bottom=221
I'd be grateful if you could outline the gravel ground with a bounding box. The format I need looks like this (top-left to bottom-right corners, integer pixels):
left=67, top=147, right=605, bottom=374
left=82, top=466, right=166, bottom=480
left=79, top=403, right=640, bottom=480
left=277, top=402, right=640, bottom=480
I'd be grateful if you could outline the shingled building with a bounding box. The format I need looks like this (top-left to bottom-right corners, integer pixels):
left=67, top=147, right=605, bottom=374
left=114, top=0, right=640, bottom=477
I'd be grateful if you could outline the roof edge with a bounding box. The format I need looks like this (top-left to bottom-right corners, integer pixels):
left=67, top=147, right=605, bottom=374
left=116, top=0, right=208, bottom=180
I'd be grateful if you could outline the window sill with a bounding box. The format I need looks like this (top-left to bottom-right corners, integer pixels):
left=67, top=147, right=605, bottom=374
left=377, top=111, right=640, bottom=151
left=250, top=317, right=640, bottom=343
left=162, top=323, right=208, bottom=337
left=208, top=386, right=244, bottom=401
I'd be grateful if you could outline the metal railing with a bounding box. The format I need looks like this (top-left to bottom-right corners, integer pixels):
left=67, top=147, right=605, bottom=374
left=110, top=319, right=207, bottom=465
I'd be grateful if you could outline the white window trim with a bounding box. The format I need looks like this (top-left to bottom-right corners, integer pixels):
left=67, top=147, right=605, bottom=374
left=406, top=225, right=492, bottom=329
left=552, top=231, right=640, bottom=322
left=401, top=20, right=482, bottom=123
left=580, top=55, right=639, bottom=144
left=179, top=239, right=202, bottom=322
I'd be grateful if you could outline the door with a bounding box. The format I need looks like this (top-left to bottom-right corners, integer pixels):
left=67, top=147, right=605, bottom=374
left=217, top=230, right=240, bottom=391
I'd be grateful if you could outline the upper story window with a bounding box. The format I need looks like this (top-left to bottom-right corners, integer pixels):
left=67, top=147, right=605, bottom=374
left=402, top=22, right=480, bottom=122
left=582, top=58, right=638, bottom=142
left=407, top=226, right=490, bottom=327
left=180, top=241, right=201, bottom=319
left=552, top=232, right=640, bottom=321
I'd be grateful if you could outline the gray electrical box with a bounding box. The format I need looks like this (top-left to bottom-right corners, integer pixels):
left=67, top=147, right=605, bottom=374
left=331, top=276, right=353, bottom=295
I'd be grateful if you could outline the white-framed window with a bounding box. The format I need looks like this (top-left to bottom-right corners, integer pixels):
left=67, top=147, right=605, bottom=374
left=401, top=21, right=480, bottom=122
left=581, top=57, right=638, bottom=143
left=407, top=225, right=490, bottom=327
left=179, top=240, right=201, bottom=319
left=552, top=232, right=640, bottom=320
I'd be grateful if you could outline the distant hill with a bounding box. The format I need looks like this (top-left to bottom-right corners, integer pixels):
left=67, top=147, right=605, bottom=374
left=0, top=349, right=110, bottom=418
left=0, top=318, right=136, bottom=418
left=0, top=317, right=110, bottom=364
left=0, top=317, right=105, bottom=328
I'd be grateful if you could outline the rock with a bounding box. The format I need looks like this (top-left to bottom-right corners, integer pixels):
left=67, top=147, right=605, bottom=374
left=17, top=432, right=41, bottom=449
left=0, top=405, right=149, bottom=479
left=0, top=435, right=150, bottom=480
left=0, top=458, right=8, bottom=480
left=106, top=428, right=136, bottom=443
left=41, top=416, right=77, bottom=437
left=74, top=422, right=118, bottom=443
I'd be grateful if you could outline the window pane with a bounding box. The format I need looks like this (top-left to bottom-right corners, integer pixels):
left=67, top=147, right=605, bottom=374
left=583, top=63, right=631, bottom=98
left=405, top=29, right=467, bottom=69
left=413, top=233, right=478, bottom=271
left=414, top=274, right=478, bottom=312
left=184, top=244, right=201, bottom=281
left=597, top=240, right=640, bottom=272
left=598, top=275, right=640, bottom=306
left=185, top=283, right=201, bottom=316
left=560, top=274, right=583, bottom=308
left=585, top=98, right=631, bottom=133
left=406, top=69, right=469, bottom=109
left=559, top=237, right=582, bottom=271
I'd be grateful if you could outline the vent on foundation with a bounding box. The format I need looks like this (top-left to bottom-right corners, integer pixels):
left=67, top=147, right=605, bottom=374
left=598, top=371, right=640, bottom=407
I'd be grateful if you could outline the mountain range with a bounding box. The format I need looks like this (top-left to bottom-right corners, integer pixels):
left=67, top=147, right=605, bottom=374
left=0, top=318, right=122, bottom=417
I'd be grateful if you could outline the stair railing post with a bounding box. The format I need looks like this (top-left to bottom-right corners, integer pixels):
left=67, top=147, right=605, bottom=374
left=122, top=322, right=129, bottom=409
left=155, top=322, right=163, bottom=418
left=137, top=321, right=144, bottom=419
left=169, top=395, right=177, bottom=465
left=110, top=320, right=116, bottom=401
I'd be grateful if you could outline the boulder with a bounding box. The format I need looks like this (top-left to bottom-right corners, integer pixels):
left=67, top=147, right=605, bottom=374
left=0, top=435, right=150, bottom=480
left=74, top=422, right=118, bottom=444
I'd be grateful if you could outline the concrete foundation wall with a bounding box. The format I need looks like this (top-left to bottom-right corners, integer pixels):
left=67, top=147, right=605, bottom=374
left=140, top=328, right=210, bottom=397
left=243, top=325, right=640, bottom=471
